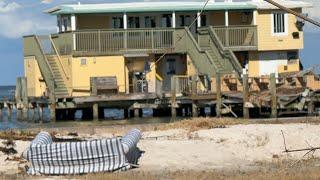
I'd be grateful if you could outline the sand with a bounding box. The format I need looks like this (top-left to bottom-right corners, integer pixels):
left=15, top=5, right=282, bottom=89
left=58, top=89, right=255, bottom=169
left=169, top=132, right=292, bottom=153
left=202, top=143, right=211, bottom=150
left=1, top=123, right=320, bottom=176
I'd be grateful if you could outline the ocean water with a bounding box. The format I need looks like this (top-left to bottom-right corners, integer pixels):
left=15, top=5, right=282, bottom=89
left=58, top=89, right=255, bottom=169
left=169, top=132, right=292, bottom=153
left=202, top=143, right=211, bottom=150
left=0, top=86, right=174, bottom=130
left=0, top=86, right=15, bottom=101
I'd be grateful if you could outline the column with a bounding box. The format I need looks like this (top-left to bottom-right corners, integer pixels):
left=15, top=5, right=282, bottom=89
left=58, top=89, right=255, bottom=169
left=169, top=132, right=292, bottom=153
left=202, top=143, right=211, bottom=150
left=197, top=12, right=201, bottom=28
left=172, top=12, right=176, bottom=28
left=225, top=10, right=229, bottom=26
left=123, top=13, right=128, bottom=29
left=253, top=10, right=257, bottom=25
left=71, top=14, right=77, bottom=50
left=225, top=10, right=229, bottom=47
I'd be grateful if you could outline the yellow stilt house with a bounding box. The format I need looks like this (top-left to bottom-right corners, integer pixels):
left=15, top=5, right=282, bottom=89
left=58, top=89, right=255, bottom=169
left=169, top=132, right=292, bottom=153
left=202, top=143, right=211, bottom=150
left=23, top=0, right=311, bottom=99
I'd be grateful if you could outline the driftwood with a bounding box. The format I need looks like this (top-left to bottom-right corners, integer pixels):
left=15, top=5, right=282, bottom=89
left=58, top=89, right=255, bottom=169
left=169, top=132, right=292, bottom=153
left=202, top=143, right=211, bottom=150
left=281, top=130, right=320, bottom=157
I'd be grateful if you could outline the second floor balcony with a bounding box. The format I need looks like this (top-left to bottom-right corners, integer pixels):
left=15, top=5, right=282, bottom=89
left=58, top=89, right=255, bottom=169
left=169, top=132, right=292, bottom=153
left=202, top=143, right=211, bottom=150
left=47, top=25, right=257, bottom=57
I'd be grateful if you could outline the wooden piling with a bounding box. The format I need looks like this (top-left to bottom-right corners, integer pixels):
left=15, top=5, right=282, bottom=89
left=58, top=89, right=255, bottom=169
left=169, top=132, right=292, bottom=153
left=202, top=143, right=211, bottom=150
left=216, top=73, right=222, bottom=117
left=93, top=103, right=99, bottom=121
left=38, top=105, right=43, bottom=123
left=191, top=75, right=198, bottom=117
left=308, top=97, right=315, bottom=116
left=270, top=73, right=277, bottom=118
left=192, top=103, right=198, bottom=117
left=50, top=104, right=56, bottom=122
left=243, top=74, right=250, bottom=119
left=133, top=109, right=139, bottom=118
left=171, top=76, right=177, bottom=118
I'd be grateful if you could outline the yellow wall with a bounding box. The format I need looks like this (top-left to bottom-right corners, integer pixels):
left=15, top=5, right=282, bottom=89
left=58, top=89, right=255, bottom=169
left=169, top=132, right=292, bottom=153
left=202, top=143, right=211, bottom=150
left=248, top=51, right=260, bottom=77
left=71, top=56, right=126, bottom=96
left=77, top=15, right=111, bottom=30
left=256, top=9, right=303, bottom=51
left=24, top=56, right=47, bottom=97
left=278, top=59, right=300, bottom=73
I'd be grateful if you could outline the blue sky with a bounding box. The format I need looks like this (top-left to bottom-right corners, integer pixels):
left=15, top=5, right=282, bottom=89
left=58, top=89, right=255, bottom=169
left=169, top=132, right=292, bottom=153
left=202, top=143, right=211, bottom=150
left=0, top=0, right=319, bottom=85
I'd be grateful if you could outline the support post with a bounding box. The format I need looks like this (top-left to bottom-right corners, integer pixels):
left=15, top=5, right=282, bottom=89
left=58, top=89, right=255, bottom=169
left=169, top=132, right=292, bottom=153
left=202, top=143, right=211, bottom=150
left=308, top=97, right=315, bottom=116
left=17, top=108, right=22, bottom=121
left=270, top=73, right=277, bottom=118
left=50, top=104, right=56, bottom=122
left=38, top=105, right=43, bottom=123
left=191, top=75, right=198, bottom=117
left=93, top=103, right=99, bottom=121
left=134, top=109, right=140, bottom=118
left=171, top=76, right=177, bottom=119
left=172, top=12, right=176, bottom=28
left=216, top=73, right=222, bottom=117
left=225, top=10, right=229, bottom=47
left=22, top=107, right=28, bottom=121
left=243, top=74, right=250, bottom=119
left=197, top=12, right=201, bottom=28
left=192, top=103, right=198, bottom=117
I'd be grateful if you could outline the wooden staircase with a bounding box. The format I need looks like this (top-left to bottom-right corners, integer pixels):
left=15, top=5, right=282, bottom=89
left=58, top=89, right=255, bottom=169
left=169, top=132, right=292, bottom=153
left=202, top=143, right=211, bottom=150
left=46, top=55, right=69, bottom=97
left=36, top=35, right=70, bottom=98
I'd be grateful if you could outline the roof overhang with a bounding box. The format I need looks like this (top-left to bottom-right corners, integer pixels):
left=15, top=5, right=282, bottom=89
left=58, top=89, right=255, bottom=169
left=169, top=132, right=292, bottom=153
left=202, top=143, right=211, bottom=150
left=251, top=0, right=312, bottom=10
left=45, top=1, right=256, bottom=15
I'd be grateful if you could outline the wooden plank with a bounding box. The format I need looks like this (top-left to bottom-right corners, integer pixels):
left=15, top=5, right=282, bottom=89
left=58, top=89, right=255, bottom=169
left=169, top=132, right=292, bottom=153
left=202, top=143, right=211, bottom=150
left=74, top=93, right=157, bottom=104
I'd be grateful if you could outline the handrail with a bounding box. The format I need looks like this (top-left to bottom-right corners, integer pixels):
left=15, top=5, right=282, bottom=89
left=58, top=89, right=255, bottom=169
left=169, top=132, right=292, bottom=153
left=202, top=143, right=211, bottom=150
left=34, top=36, right=55, bottom=80
left=49, top=35, right=69, bottom=80
left=184, top=27, right=219, bottom=73
left=208, top=26, right=243, bottom=77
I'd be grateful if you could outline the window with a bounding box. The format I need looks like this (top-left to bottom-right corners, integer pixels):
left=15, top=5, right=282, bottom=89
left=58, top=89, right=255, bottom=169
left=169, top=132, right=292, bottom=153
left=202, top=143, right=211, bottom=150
left=112, top=17, right=123, bottom=29
left=166, top=59, right=176, bottom=75
left=128, top=17, right=140, bottom=28
left=161, top=14, right=172, bottom=27
left=179, top=15, right=191, bottom=27
left=272, top=12, right=287, bottom=35
left=145, top=16, right=156, bottom=28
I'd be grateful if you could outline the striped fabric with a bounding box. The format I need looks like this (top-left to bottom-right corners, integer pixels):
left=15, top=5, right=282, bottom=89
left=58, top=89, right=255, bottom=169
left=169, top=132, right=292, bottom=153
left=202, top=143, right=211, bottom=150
left=23, top=129, right=142, bottom=175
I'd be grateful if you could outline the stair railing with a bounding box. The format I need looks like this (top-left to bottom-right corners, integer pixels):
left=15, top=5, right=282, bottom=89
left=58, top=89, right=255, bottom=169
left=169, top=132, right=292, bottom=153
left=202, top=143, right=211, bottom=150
left=49, top=35, right=70, bottom=80
left=208, top=26, right=243, bottom=78
left=184, top=27, right=219, bottom=76
left=34, top=36, right=56, bottom=81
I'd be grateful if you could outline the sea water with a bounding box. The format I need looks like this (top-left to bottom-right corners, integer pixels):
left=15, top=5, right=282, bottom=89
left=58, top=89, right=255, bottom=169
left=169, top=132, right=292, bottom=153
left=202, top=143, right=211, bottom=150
left=0, top=86, right=174, bottom=130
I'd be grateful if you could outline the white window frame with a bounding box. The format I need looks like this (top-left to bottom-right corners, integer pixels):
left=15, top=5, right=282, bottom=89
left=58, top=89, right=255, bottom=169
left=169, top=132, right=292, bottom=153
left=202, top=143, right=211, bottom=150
left=271, top=11, right=288, bottom=36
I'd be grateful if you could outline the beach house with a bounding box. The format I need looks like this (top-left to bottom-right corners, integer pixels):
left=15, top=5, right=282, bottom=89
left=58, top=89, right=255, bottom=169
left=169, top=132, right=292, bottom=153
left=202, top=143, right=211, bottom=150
left=23, top=0, right=311, bottom=98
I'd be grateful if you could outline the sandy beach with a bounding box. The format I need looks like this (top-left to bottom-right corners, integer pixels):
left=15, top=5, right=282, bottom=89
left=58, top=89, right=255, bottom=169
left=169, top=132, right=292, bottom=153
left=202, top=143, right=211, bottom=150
left=1, top=118, right=320, bottom=179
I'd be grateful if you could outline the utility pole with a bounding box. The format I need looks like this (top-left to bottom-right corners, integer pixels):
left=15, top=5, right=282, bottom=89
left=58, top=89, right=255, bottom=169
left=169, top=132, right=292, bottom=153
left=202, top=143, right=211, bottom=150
left=264, top=0, right=320, bottom=28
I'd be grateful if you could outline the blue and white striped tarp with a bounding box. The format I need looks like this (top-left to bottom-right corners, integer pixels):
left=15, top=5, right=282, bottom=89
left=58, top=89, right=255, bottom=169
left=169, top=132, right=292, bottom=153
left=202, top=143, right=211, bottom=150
left=22, top=129, right=142, bottom=175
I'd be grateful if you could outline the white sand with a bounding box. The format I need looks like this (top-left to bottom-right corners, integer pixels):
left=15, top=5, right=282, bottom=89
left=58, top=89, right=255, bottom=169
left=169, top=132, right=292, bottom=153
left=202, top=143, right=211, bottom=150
left=1, top=123, right=320, bottom=174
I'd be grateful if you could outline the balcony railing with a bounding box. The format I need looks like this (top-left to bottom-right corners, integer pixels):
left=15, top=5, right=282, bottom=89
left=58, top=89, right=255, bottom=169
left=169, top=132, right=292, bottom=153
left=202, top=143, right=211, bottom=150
left=39, top=26, right=257, bottom=56
left=73, top=29, right=175, bottom=55
left=212, top=25, right=257, bottom=50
